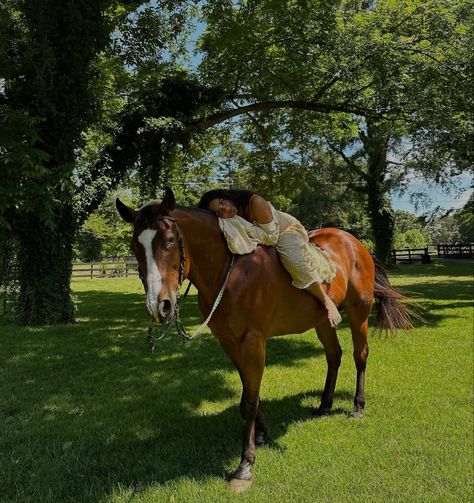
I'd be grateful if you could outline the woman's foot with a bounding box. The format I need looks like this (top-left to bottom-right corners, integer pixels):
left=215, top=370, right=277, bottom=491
left=326, top=302, right=342, bottom=328
left=305, top=282, right=342, bottom=327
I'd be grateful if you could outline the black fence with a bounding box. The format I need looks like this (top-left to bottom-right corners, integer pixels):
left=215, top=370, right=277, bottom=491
left=392, top=248, right=431, bottom=264
left=392, top=243, right=474, bottom=264
left=437, top=243, right=474, bottom=259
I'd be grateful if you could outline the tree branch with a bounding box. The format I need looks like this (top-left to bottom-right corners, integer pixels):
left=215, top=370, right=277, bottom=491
left=327, top=141, right=369, bottom=183
left=182, top=99, right=378, bottom=135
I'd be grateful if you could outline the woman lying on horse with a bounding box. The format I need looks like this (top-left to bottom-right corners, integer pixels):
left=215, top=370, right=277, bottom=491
left=198, top=189, right=342, bottom=328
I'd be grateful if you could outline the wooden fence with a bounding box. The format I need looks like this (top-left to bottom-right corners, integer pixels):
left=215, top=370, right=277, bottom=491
left=72, top=260, right=138, bottom=278
left=392, top=243, right=473, bottom=264
left=437, top=243, right=474, bottom=259
left=392, top=247, right=432, bottom=264
left=75, top=243, right=473, bottom=276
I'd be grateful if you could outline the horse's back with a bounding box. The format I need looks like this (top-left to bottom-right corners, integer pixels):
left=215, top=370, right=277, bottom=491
left=309, top=227, right=375, bottom=304
left=219, top=227, right=375, bottom=338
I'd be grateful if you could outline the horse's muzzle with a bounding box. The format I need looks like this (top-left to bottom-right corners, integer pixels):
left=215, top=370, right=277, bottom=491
left=158, top=298, right=173, bottom=324
left=145, top=296, right=174, bottom=324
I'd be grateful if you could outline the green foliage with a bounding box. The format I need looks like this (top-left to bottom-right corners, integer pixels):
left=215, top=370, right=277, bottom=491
left=0, top=107, right=51, bottom=229
left=198, top=0, right=472, bottom=263
left=394, top=210, right=424, bottom=235
left=0, top=1, right=197, bottom=323
left=393, top=228, right=427, bottom=249
left=454, top=193, right=474, bottom=243
left=1, top=0, right=472, bottom=320
left=75, top=192, right=136, bottom=260
left=0, top=0, right=118, bottom=324
left=426, top=215, right=461, bottom=246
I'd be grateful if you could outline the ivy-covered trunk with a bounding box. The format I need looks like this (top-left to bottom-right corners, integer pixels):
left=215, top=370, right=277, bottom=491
left=16, top=206, right=76, bottom=324
left=1, top=1, right=111, bottom=324
left=363, top=121, right=395, bottom=265
left=367, top=180, right=395, bottom=264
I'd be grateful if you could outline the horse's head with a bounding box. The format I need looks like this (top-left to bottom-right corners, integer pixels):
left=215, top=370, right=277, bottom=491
left=116, top=187, right=186, bottom=325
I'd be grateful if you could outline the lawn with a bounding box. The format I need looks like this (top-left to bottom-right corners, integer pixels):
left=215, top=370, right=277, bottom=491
left=1, top=261, right=473, bottom=502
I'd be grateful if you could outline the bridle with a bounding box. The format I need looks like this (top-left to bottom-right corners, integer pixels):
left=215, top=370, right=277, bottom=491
left=137, top=215, right=187, bottom=286
left=144, top=215, right=234, bottom=352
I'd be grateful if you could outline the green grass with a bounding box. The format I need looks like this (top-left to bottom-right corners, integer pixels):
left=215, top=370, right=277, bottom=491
left=1, top=261, right=473, bottom=502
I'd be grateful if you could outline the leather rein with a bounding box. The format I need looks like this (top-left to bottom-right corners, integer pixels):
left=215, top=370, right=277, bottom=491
left=145, top=215, right=234, bottom=352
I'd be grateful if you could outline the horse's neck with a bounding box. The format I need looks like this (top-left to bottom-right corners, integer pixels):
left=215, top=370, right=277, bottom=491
left=172, top=207, right=230, bottom=296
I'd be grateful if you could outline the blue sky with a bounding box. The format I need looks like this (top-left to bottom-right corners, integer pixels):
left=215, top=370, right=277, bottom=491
left=391, top=173, right=472, bottom=215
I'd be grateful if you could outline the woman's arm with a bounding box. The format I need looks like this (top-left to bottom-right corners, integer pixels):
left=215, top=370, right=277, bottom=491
left=249, top=195, right=273, bottom=224
left=247, top=195, right=279, bottom=245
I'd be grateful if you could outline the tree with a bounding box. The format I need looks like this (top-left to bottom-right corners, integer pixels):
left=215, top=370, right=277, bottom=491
left=195, top=0, right=473, bottom=263
left=425, top=215, right=460, bottom=245
left=393, top=229, right=427, bottom=249
left=2, top=0, right=472, bottom=322
left=0, top=0, right=194, bottom=323
left=454, top=193, right=474, bottom=243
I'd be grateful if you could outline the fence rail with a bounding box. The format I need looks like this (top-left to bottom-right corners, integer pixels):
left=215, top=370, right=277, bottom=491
left=392, top=243, right=474, bottom=264
left=75, top=243, right=474, bottom=277
left=392, top=247, right=431, bottom=264
left=437, top=243, right=473, bottom=259
left=72, top=260, right=138, bottom=278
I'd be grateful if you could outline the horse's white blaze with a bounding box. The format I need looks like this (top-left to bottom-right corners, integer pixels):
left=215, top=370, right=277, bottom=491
left=138, top=229, right=161, bottom=318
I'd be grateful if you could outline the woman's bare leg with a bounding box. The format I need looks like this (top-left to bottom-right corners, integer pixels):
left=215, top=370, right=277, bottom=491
left=306, top=282, right=342, bottom=327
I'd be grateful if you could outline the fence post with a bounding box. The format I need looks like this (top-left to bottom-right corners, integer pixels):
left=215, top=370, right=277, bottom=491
left=125, top=262, right=129, bottom=278
left=90, top=263, right=93, bottom=279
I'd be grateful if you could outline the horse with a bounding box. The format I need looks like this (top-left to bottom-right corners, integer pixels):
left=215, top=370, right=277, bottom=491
left=116, top=187, right=415, bottom=492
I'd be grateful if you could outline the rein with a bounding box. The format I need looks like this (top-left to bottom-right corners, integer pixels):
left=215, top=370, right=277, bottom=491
left=146, top=216, right=235, bottom=352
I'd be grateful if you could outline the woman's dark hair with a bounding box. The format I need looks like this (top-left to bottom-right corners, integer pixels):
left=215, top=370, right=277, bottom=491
left=198, top=189, right=255, bottom=217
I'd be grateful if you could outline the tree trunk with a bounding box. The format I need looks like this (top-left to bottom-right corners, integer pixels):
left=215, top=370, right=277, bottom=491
left=3, top=1, right=110, bottom=324
left=16, top=205, right=76, bottom=325
left=364, top=121, right=395, bottom=265
left=367, top=180, right=395, bottom=264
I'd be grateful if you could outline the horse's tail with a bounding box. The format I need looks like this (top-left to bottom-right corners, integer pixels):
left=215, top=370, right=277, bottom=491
left=373, top=258, right=423, bottom=332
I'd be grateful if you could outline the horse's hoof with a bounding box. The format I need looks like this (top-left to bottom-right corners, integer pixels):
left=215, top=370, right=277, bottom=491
left=229, top=478, right=252, bottom=493
left=313, top=406, right=331, bottom=416
left=349, top=409, right=364, bottom=419
left=255, top=431, right=266, bottom=446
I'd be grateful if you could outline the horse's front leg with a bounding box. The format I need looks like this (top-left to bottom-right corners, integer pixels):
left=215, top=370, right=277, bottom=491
left=255, top=400, right=267, bottom=446
left=229, top=332, right=266, bottom=492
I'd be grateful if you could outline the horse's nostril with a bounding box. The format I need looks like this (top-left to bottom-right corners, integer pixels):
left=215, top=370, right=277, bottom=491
left=158, top=299, right=173, bottom=321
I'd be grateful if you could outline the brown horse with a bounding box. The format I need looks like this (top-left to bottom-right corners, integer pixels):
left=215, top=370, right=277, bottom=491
left=116, top=187, right=414, bottom=491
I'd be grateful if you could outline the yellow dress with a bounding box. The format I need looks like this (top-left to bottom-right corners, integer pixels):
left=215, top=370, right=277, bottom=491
left=218, top=204, right=337, bottom=288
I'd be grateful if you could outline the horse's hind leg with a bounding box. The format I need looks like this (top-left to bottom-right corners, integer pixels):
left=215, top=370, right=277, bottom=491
left=313, top=324, right=342, bottom=415
left=345, top=304, right=370, bottom=418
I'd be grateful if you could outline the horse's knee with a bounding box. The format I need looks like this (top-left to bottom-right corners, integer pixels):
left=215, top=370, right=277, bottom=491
left=353, top=344, right=369, bottom=369
left=327, top=345, right=342, bottom=368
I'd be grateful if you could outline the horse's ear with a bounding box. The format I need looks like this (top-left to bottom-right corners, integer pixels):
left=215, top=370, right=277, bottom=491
left=160, top=187, right=176, bottom=212
left=116, top=198, right=136, bottom=223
